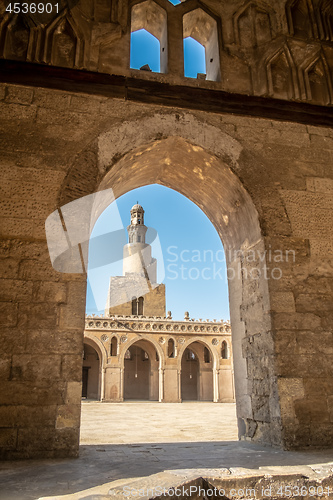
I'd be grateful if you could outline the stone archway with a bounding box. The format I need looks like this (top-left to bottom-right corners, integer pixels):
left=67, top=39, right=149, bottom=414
left=83, top=335, right=107, bottom=401
left=122, top=338, right=161, bottom=401
left=179, top=339, right=216, bottom=402
left=59, top=112, right=280, bottom=448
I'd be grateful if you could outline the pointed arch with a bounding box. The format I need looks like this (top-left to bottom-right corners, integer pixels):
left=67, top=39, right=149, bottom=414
left=221, top=340, right=229, bottom=359
left=316, top=0, right=333, bottom=41
left=130, top=0, right=168, bottom=73
left=286, top=0, right=318, bottom=39
left=0, top=14, right=36, bottom=62
left=234, top=1, right=273, bottom=48
left=110, top=335, right=118, bottom=356
left=183, top=7, right=221, bottom=81
left=302, top=52, right=332, bottom=104
left=266, top=45, right=298, bottom=100
left=168, top=337, right=175, bottom=358
left=43, top=11, right=84, bottom=68
left=177, top=337, right=218, bottom=371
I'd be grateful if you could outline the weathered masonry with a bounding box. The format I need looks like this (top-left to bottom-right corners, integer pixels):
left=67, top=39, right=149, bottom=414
left=0, top=0, right=333, bottom=459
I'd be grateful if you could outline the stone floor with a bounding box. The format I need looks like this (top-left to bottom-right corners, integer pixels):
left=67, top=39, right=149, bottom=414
left=0, top=402, right=332, bottom=500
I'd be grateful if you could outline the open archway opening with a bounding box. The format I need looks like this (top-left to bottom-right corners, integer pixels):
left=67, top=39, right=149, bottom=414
left=82, top=342, right=101, bottom=400
left=180, top=341, right=214, bottom=401
left=130, top=1, right=167, bottom=73
left=61, top=112, right=281, bottom=447
left=123, top=339, right=159, bottom=401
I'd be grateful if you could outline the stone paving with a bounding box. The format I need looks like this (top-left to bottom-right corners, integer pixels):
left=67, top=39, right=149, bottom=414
left=0, top=402, right=332, bottom=500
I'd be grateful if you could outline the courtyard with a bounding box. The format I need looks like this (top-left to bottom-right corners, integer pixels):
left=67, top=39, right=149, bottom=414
left=1, top=402, right=333, bottom=500
left=79, top=401, right=238, bottom=445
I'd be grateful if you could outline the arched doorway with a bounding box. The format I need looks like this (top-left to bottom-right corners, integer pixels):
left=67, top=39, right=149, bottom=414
left=123, top=339, right=160, bottom=401
left=181, top=342, right=214, bottom=401
left=181, top=348, right=199, bottom=400
left=82, top=342, right=100, bottom=400
left=60, top=113, right=282, bottom=447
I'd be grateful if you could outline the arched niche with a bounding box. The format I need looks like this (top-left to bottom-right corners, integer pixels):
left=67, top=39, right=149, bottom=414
left=183, top=8, right=220, bottom=81
left=43, top=12, right=84, bottom=68
left=0, top=14, right=33, bottom=61
left=303, top=54, right=332, bottom=104
left=286, top=0, right=317, bottom=39
left=234, top=1, right=273, bottom=48
left=266, top=47, right=297, bottom=100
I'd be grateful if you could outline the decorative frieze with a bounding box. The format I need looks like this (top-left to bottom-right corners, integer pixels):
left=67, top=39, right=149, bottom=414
left=85, top=314, right=231, bottom=336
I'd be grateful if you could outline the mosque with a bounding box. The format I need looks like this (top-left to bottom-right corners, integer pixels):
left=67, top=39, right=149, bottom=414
left=83, top=203, right=234, bottom=403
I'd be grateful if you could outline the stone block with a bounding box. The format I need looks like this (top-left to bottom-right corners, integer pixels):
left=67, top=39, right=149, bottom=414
left=296, top=294, right=333, bottom=313
left=0, top=381, right=65, bottom=405
left=0, top=257, right=19, bottom=278
left=251, top=395, right=270, bottom=422
left=18, top=303, right=58, bottom=329
left=276, top=354, right=328, bottom=378
left=11, top=354, right=62, bottom=382
left=69, top=95, right=101, bottom=114
left=19, top=259, right=59, bottom=281
left=0, top=406, right=18, bottom=427
left=306, top=177, right=333, bottom=193
left=274, top=330, right=297, bottom=354
left=272, top=312, right=321, bottom=331
left=303, top=377, right=333, bottom=397
left=0, top=278, right=33, bottom=302
left=296, top=331, right=333, bottom=355
left=310, top=238, right=333, bottom=257
left=0, top=357, right=11, bottom=380
left=33, top=89, right=71, bottom=110
left=310, top=134, right=333, bottom=150
left=277, top=377, right=305, bottom=398
left=0, top=102, right=37, bottom=121
left=26, top=200, right=53, bottom=221
left=15, top=405, right=57, bottom=427
left=32, top=281, right=67, bottom=304
left=65, top=381, right=82, bottom=404
left=0, top=302, right=18, bottom=327
left=5, top=86, right=34, bottom=105
left=0, top=327, right=26, bottom=355
left=61, top=355, right=83, bottom=382
left=0, top=428, right=17, bottom=449
left=279, top=397, right=296, bottom=420
left=26, top=329, right=83, bottom=355
left=310, top=424, right=333, bottom=446
left=270, top=292, right=295, bottom=312
left=56, top=404, right=81, bottom=429
left=294, top=399, right=329, bottom=424
left=0, top=217, right=34, bottom=239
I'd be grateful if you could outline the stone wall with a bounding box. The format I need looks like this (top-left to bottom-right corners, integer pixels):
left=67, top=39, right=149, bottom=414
left=0, top=0, right=333, bottom=460
left=1, top=0, right=333, bottom=106
left=0, top=80, right=332, bottom=457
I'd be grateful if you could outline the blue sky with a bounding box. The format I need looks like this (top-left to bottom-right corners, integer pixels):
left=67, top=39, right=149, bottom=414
left=130, top=29, right=206, bottom=78
left=86, top=185, right=230, bottom=321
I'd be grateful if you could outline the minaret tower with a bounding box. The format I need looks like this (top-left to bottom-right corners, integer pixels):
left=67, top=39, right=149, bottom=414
left=127, top=203, right=147, bottom=244
left=123, top=203, right=157, bottom=283
left=105, top=203, right=165, bottom=317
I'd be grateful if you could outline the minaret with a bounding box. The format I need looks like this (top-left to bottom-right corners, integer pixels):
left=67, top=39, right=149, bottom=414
left=105, top=203, right=165, bottom=317
left=123, top=203, right=157, bottom=283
